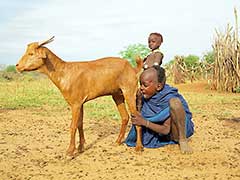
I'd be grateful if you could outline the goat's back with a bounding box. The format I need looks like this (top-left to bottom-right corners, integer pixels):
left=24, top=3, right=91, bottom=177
left=75, top=57, right=131, bottom=69
left=62, top=57, right=138, bottom=101
left=68, top=57, right=136, bottom=77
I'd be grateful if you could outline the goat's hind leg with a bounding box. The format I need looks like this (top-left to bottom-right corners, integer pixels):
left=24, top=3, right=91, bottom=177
left=112, top=92, right=129, bottom=145
left=77, top=105, right=85, bottom=153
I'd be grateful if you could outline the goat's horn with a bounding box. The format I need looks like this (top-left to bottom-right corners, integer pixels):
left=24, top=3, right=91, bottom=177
left=38, top=36, right=55, bottom=47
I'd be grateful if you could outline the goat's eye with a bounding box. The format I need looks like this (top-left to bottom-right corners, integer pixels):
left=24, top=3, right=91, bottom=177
left=28, top=53, right=34, bottom=56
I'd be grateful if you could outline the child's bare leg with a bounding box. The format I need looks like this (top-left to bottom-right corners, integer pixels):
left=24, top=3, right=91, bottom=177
left=169, top=117, right=179, bottom=142
left=169, top=98, right=192, bottom=154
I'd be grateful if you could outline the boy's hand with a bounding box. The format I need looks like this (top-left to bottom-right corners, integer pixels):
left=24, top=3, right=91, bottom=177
left=131, top=112, right=145, bottom=126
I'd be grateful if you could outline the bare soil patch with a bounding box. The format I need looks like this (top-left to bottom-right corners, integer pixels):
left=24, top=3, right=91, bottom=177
left=0, top=81, right=239, bottom=180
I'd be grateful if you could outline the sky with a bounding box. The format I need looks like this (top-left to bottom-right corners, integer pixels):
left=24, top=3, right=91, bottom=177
left=0, top=0, right=240, bottom=65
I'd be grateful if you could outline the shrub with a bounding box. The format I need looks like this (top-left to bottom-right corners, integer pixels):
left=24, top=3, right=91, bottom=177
left=119, top=44, right=150, bottom=66
left=203, top=51, right=215, bottom=64
left=184, top=55, right=200, bottom=68
left=5, top=65, right=17, bottom=73
left=235, top=87, right=240, bottom=93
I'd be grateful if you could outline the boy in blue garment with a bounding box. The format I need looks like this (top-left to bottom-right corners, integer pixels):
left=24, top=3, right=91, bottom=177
left=126, top=66, right=194, bottom=153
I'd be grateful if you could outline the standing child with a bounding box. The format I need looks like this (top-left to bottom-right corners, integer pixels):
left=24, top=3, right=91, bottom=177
left=136, top=32, right=164, bottom=110
left=143, top=32, right=164, bottom=69
left=127, top=66, right=194, bottom=153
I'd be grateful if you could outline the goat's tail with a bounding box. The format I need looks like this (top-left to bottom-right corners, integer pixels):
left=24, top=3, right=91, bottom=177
left=134, top=56, right=143, bottom=74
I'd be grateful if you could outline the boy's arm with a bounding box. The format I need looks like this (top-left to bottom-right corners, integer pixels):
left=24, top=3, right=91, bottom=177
left=131, top=113, right=170, bottom=135
left=144, top=52, right=164, bottom=69
left=153, top=52, right=163, bottom=66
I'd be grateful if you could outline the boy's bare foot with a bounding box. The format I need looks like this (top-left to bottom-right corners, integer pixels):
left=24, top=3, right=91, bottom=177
left=179, top=140, right=193, bottom=154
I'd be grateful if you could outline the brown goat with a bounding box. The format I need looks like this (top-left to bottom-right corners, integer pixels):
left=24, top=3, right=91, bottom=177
left=16, top=37, right=143, bottom=157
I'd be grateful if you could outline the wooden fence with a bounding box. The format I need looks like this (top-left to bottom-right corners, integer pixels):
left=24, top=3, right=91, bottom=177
left=212, top=8, right=240, bottom=92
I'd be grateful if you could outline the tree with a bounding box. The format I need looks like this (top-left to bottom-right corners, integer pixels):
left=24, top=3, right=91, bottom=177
left=203, top=51, right=214, bottom=64
left=184, top=55, right=200, bottom=68
left=119, top=44, right=150, bottom=66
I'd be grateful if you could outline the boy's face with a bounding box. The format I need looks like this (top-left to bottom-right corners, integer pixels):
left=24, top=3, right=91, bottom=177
left=148, top=34, right=162, bottom=51
left=140, top=69, right=163, bottom=99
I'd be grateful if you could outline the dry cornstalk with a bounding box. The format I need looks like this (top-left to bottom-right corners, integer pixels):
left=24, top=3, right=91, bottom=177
left=212, top=8, right=240, bottom=92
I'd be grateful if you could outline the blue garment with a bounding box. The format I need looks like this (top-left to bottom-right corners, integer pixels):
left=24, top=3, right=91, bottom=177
left=125, top=84, right=194, bottom=148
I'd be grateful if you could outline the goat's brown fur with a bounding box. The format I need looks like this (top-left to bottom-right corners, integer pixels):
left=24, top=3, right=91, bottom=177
left=16, top=37, right=143, bottom=157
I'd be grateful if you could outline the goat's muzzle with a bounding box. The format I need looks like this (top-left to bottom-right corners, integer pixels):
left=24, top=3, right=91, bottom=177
left=16, top=63, right=24, bottom=73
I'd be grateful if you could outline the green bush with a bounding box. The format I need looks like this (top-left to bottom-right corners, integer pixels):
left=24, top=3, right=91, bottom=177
left=5, top=65, right=17, bottom=73
left=203, top=51, right=215, bottom=64
left=235, top=87, right=240, bottom=93
left=119, top=43, right=150, bottom=66
left=184, top=55, right=200, bottom=68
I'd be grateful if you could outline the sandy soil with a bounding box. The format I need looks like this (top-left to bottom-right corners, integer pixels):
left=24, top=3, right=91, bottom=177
left=0, top=82, right=240, bottom=180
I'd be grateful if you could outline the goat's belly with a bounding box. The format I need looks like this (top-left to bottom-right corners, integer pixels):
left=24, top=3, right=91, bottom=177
left=87, top=88, right=121, bottom=100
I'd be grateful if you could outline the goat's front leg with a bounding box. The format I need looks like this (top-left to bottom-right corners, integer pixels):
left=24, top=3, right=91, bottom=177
left=112, top=93, right=129, bottom=144
left=77, top=105, right=85, bottom=153
left=122, top=89, right=143, bottom=151
left=66, top=104, right=81, bottom=157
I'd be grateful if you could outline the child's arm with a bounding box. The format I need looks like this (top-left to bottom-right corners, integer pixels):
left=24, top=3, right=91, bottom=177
left=153, top=52, right=163, bottom=66
left=131, top=113, right=170, bottom=135
left=143, top=52, right=164, bottom=69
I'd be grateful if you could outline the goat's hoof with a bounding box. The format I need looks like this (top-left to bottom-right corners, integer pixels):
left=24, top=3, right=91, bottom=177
left=77, top=145, right=84, bottom=153
left=135, top=145, right=144, bottom=152
left=65, top=154, right=75, bottom=160
left=66, top=149, right=79, bottom=160
left=66, top=151, right=74, bottom=157
left=111, top=141, right=121, bottom=147
left=115, top=139, right=123, bottom=145
left=66, top=147, right=77, bottom=156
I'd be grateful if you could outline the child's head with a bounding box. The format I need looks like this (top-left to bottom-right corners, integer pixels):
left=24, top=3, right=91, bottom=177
left=140, top=66, right=166, bottom=99
left=148, top=32, right=163, bottom=51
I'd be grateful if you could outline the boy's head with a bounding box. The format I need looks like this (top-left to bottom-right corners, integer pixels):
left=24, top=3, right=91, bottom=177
left=148, top=32, right=163, bottom=51
left=140, top=66, right=166, bottom=99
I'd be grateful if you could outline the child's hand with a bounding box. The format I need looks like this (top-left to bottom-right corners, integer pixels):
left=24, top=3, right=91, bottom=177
left=131, top=112, right=145, bottom=126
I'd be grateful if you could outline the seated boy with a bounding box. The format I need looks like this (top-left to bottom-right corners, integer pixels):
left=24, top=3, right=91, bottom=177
left=126, top=66, right=194, bottom=153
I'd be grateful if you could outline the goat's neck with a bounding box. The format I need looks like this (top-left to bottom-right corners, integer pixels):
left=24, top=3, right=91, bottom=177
left=38, top=49, right=67, bottom=91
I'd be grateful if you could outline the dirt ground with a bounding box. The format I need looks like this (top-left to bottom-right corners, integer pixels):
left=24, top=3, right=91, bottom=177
left=0, top=82, right=240, bottom=180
